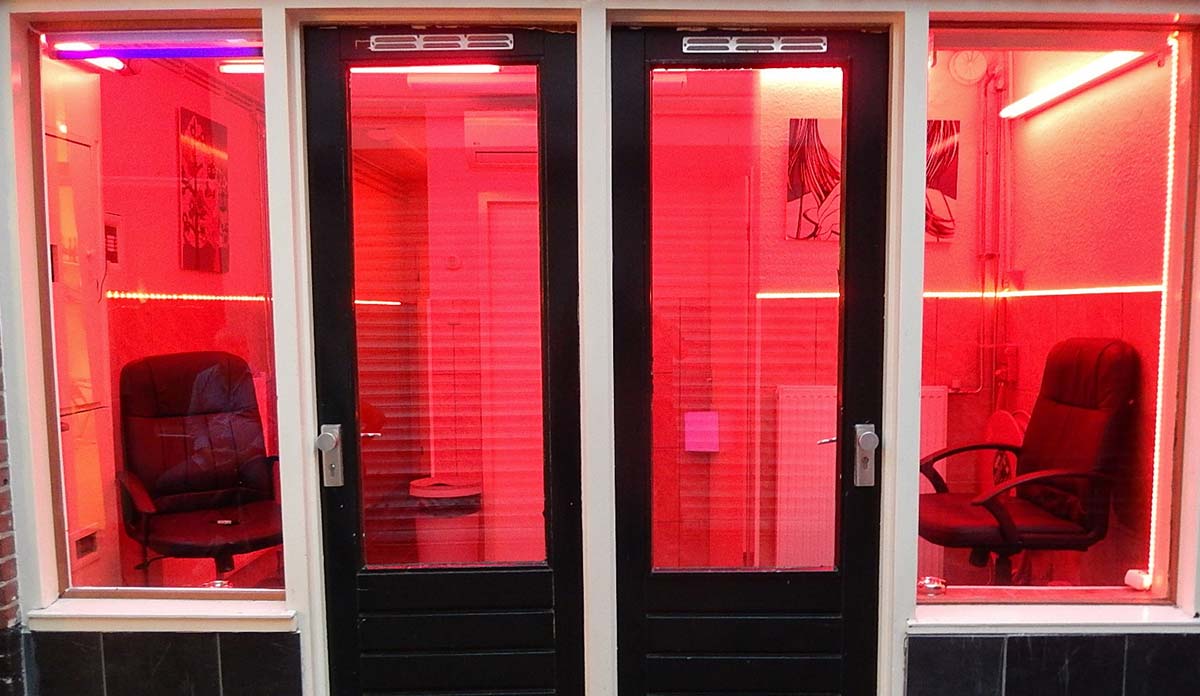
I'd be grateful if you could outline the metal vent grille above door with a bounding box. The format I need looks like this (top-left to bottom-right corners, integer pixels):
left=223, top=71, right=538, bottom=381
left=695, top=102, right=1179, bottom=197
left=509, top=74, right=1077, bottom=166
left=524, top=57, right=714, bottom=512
left=365, top=33, right=515, bottom=52
left=681, top=35, right=828, bottom=53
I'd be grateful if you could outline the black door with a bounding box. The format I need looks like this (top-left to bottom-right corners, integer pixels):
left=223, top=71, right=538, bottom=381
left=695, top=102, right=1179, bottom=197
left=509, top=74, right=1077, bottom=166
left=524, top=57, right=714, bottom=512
left=305, top=26, right=582, bottom=695
left=613, top=28, right=889, bottom=695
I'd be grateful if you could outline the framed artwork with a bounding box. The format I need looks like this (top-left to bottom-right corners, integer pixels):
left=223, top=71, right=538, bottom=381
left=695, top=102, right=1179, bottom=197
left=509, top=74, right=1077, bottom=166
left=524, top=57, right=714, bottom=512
left=925, top=119, right=960, bottom=240
left=786, top=117, right=842, bottom=241
left=786, top=117, right=961, bottom=241
left=178, top=107, right=230, bottom=272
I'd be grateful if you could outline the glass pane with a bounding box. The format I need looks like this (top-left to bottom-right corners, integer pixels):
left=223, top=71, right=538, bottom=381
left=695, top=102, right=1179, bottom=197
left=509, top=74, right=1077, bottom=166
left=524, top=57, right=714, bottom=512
left=349, top=64, right=545, bottom=567
left=40, top=32, right=283, bottom=589
left=650, top=67, right=845, bottom=570
left=918, top=29, right=1192, bottom=600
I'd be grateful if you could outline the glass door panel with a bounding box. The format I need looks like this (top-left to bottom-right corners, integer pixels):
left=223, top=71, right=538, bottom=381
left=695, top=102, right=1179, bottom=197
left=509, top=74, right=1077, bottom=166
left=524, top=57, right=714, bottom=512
left=348, top=64, right=546, bottom=567
left=650, top=67, right=845, bottom=570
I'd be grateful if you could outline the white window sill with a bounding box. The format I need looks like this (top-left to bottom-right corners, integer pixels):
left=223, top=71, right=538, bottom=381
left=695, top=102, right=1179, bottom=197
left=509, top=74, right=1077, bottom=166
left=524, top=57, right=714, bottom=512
left=27, top=598, right=297, bottom=633
left=910, top=603, right=1200, bottom=634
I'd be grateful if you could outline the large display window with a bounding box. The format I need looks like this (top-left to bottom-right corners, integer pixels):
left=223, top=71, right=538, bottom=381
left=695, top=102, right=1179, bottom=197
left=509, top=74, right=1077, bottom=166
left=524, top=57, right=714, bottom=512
left=917, top=27, right=1193, bottom=602
left=38, top=29, right=282, bottom=591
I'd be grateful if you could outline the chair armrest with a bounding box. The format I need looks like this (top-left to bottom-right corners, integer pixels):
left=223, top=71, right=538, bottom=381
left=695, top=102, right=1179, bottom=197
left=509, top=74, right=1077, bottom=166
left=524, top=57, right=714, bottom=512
left=918, top=443, right=1022, bottom=494
left=117, top=471, right=157, bottom=515
left=967, top=469, right=1109, bottom=546
left=971, top=469, right=1109, bottom=506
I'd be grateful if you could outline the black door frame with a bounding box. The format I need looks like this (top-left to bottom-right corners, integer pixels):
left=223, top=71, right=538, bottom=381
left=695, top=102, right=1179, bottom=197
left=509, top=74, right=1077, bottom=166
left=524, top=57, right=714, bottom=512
left=612, top=26, right=890, bottom=695
left=304, top=25, right=582, bottom=695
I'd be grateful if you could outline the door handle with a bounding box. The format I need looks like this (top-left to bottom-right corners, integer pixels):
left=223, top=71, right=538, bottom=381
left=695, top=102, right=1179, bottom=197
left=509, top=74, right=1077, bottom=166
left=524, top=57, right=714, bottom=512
left=317, top=424, right=344, bottom=487
left=853, top=423, right=879, bottom=487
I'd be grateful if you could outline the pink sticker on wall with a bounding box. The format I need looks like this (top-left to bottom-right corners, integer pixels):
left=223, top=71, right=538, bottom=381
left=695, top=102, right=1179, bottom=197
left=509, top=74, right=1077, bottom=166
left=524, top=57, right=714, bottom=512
left=684, top=410, right=720, bottom=453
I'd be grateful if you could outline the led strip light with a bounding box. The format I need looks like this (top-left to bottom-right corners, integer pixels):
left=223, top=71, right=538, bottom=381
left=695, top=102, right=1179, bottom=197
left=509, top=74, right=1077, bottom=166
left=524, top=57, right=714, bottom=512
left=106, top=291, right=404, bottom=307
left=1147, top=33, right=1180, bottom=585
left=755, top=284, right=1164, bottom=300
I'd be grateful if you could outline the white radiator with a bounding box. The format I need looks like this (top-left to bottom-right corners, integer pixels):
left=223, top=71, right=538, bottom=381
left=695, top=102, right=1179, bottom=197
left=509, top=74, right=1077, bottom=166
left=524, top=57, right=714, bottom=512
left=775, top=386, right=838, bottom=569
left=775, top=385, right=948, bottom=573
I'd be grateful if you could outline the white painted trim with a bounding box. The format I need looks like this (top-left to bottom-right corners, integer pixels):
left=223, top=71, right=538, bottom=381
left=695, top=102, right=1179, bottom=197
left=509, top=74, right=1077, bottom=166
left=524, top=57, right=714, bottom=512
left=3, top=11, right=65, bottom=615
left=263, top=8, right=330, bottom=696
left=911, top=604, right=1200, bottom=634
left=27, top=599, right=297, bottom=632
left=879, top=7, right=928, bottom=696
left=578, top=6, right=617, bottom=696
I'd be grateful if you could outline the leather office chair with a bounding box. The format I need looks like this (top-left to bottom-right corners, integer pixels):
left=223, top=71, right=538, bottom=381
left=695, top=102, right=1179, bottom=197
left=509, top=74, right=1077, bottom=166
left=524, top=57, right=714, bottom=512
left=918, top=338, right=1139, bottom=584
left=118, top=351, right=283, bottom=585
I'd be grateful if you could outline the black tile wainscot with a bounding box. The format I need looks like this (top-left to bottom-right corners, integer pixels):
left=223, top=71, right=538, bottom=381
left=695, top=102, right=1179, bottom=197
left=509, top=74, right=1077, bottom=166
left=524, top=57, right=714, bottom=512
left=27, top=632, right=301, bottom=696
left=907, top=634, right=1200, bottom=696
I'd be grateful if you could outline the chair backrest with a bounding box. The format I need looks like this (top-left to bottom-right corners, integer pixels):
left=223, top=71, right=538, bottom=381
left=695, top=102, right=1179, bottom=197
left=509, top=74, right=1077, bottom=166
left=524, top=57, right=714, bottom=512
left=1018, top=338, right=1139, bottom=535
left=120, top=351, right=272, bottom=513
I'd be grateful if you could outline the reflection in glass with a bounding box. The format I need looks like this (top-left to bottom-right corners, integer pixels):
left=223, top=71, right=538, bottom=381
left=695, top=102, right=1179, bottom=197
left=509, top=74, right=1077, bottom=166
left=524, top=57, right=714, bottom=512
left=650, top=67, right=845, bottom=570
left=348, top=64, right=545, bottom=567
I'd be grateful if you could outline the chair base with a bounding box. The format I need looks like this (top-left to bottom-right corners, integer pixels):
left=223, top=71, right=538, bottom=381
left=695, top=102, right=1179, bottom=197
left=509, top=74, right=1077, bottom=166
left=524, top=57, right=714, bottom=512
left=993, top=554, right=1014, bottom=584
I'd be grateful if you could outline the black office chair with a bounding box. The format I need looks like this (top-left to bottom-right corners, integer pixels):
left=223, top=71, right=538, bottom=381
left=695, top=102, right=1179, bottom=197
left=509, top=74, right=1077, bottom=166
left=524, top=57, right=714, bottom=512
left=918, top=338, right=1139, bottom=584
left=118, top=351, right=282, bottom=585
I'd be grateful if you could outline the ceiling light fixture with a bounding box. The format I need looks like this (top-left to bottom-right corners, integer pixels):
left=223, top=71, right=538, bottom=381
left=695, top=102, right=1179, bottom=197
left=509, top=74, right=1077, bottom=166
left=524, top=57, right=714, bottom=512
left=349, top=64, right=501, bottom=75
left=999, top=50, right=1152, bottom=119
left=218, top=59, right=265, bottom=74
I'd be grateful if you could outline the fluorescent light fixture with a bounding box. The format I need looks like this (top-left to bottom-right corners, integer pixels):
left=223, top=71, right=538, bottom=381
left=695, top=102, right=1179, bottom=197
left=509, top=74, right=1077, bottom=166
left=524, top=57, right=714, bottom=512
left=754, top=291, right=840, bottom=300
left=355, top=299, right=404, bottom=306
left=84, top=57, right=127, bottom=72
left=759, top=66, right=843, bottom=87
left=349, top=64, right=501, bottom=75
left=219, top=59, right=264, bottom=74
left=53, top=41, right=96, bottom=52
left=52, top=41, right=126, bottom=71
left=999, top=50, right=1147, bottom=119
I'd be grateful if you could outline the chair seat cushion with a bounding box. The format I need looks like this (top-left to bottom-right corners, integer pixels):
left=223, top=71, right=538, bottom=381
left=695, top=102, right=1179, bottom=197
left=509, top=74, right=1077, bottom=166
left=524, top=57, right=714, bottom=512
left=919, top=493, right=1085, bottom=548
left=144, top=500, right=283, bottom=559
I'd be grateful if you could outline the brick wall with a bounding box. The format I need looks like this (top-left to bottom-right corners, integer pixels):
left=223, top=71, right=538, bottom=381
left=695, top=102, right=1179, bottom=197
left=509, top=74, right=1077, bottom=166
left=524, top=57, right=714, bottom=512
left=0, top=340, right=24, bottom=695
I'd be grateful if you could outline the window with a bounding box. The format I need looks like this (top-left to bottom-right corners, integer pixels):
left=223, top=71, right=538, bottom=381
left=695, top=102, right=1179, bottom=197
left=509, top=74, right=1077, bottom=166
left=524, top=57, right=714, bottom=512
left=917, top=27, right=1193, bottom=602
left=39, top=30, right=281, bottom=590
